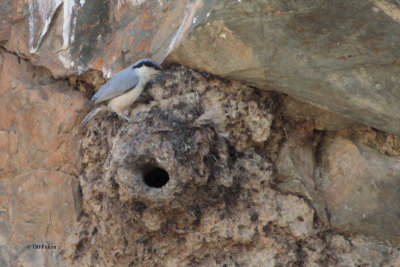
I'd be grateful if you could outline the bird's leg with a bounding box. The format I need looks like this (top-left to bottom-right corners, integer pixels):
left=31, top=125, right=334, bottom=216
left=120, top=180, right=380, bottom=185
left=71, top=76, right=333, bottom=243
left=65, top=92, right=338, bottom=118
left=117, top=112, right=138, bottom=123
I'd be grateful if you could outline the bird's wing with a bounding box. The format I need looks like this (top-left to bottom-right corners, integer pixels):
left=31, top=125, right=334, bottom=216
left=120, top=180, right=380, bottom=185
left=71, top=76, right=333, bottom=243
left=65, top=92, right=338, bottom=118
left=91, top=67, right=139, bottom=104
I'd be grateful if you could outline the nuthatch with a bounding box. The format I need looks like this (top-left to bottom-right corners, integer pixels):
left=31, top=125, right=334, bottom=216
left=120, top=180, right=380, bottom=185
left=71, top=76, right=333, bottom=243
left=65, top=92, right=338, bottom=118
left=80, top=58, right=164, bottom=126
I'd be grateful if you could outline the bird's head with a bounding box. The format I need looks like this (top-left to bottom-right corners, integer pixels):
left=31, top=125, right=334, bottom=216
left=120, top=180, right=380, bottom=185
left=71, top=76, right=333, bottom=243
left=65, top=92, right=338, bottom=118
left=132, top=58, right=164, bottom=82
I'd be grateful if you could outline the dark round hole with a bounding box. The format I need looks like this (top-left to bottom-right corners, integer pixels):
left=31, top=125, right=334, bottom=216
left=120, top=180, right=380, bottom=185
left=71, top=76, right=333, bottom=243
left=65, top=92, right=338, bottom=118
left=143, top=167, right=169, bottom=188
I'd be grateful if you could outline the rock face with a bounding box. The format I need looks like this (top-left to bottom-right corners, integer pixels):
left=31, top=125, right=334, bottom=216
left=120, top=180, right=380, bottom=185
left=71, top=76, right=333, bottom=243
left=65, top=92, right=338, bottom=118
left=1, top=46, right=400, bottom=265
left=1, top=0, right=215, bottom=77
left=0, top=49, right=84, bottom=266
left=60, top=66, right=400, bottom=266
left=1, top=0, right=400, bottom=135
left=275, top=112, right=400, bottom=244
left=1, top=0, right=400, bottom=266
left=320, top=129, right=400, bottom=243
left=167, top=0, right=400, bottom=136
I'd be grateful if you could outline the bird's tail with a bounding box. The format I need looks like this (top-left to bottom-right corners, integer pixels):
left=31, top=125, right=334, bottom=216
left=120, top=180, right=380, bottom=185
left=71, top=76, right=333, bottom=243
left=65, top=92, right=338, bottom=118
left=80, top=106, right=104, bottom=127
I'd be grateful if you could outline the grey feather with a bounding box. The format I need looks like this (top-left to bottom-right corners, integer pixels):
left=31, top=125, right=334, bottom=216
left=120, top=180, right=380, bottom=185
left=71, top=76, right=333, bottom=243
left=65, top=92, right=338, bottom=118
left=91, top=66, right=139, bottom=104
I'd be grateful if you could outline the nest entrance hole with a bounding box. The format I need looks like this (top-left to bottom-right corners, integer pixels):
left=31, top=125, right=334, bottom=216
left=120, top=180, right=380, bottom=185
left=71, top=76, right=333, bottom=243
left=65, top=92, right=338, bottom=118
left=143, top=167, right=169, bottom=188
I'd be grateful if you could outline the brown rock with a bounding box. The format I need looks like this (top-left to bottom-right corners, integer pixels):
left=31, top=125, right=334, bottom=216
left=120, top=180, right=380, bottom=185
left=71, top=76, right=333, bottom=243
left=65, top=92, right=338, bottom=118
left=11, top=169, right=76, bottom=242
left=0, top=15, right=399, bottom=264
left=320, top=131, right=400, bottom=243
left=0, top=130, right=16, bottom=177
left=0, top=49, right=85, bottom=176
left=275, top=128, right=329, bottom=226
left=275, top=120, right=400, bottom=244
left=167, top=1, right=400, bottom=136
left=280, top=95, right=361, bottom=131
left=3, top=0, right=399, bottom=137
left=2, top=0, right=215, bottom=78
left=0, top=49, right=84, bottom=266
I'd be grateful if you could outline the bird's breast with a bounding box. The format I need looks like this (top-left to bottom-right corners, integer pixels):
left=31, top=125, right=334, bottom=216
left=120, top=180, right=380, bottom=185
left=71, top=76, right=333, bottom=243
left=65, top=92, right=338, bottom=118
left=107, top=85, right=144, bottom=113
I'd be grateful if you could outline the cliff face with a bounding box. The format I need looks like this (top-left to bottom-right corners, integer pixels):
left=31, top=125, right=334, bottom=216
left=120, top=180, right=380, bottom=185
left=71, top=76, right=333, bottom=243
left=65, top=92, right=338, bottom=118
left=1, top=0, right=400, bottom=266
left=0, top=49, right=82, bottom=266
left=2, top=0, right=400, bottom=135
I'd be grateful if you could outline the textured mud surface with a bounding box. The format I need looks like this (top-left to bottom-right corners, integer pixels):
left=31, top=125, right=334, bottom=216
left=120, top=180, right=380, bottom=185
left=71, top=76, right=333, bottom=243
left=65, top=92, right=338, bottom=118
left=61, top=66, right=400, bottom=266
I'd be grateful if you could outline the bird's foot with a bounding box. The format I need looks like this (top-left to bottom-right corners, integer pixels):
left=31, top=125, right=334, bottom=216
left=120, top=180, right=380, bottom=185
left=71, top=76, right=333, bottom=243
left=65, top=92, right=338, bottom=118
left=119, top=114, right=138, bottom=123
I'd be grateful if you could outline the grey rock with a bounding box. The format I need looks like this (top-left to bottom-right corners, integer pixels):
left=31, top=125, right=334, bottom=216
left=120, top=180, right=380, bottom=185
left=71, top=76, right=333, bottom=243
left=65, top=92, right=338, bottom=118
left=2, top=0, right=399, bottom=135
left=319, top=131, right=400, bottom=244
left=167, top=0, right=400, bottom=135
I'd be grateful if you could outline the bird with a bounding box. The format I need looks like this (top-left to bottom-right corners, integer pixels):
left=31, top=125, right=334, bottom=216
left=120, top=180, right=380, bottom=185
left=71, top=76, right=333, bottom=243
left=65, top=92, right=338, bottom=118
left=80, top=58, right=164, bottom=127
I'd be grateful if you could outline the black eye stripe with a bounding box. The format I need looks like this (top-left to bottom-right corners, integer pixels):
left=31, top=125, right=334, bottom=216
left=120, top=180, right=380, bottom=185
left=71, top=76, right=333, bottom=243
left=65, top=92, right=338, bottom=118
left=132, top=60, right=162, bottom=70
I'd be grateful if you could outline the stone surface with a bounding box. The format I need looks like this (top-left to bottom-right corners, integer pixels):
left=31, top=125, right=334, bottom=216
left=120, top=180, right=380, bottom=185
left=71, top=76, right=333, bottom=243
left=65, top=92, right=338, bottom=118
left=275, top=116, right=400, bottom=244
left=275, top=128, right=330, bottom=227
left=167, top=0, right=400, bottom=136
left=1, top=1, right=400, bottom=262
left=0, top=49, right=83, bottom=266
left=10, top=169, right=76, bottom=267
left=1, top=0, right=400, bottom=137
left=280, top=95, right=361, bottom=131
left=2, top=0, right=216, bottom=77
left=0, top=49, right=84, bottom=177
left=319, top=129, right=400, bottom=244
